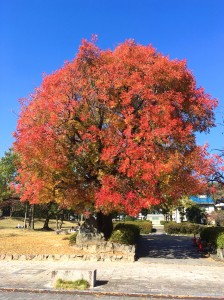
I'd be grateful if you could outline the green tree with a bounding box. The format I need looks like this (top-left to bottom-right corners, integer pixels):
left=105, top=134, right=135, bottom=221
left=186, top=204, right=205, bottom=224
left=0, top=149, right=18, bottom=202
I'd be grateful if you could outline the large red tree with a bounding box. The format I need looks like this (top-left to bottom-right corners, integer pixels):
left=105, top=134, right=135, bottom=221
left=15, top=39, right=217, bottom=235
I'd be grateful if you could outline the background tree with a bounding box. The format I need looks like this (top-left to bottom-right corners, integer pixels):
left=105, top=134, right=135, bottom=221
left=15, top=39, right=218, bottom=238
left=0, top=149, right=18, bottom=202
left=185, top=204, right=206, bottom=224
left=0, top=149, right=20, bottom=217
left=209, top=210, right=224, bottom=226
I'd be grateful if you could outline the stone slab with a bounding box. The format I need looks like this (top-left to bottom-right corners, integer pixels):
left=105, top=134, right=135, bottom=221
left=217, top=248, right=224, bottom=260
left=51, top=268, right=97, bottom=288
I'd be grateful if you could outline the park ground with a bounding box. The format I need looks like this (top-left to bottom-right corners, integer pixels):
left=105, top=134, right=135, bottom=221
left=0, top=256, right=223, bottom=299
left=0, top=218, right=77, bottom=255
left=0, top=219, right=224, bottom=299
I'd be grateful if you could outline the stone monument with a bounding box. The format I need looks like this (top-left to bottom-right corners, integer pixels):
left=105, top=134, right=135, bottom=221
left=76, top=215, right=104, bottom=244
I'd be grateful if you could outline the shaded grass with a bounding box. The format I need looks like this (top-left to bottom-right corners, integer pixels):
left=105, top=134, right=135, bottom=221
left=55, top=278, right=90, bottom=290
left=0, top=217, right=76, bottom=230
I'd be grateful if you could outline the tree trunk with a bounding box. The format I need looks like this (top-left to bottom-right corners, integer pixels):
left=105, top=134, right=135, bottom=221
left=42, top=215, right=50, bottom=230
left=9, top=205, right=14, bottom=218
left=28, top=204, right=35, bottom=230
left=42, top=203, right=52, bottom=230
left=80, top=214, right=84, bottom=223
left=96, top=211, right=113, bottom=240
left=23, top=202, right=29, bottom=228
left=56, top=213, right=59, bottom=230
left=59, top=210, right=64, bottom=229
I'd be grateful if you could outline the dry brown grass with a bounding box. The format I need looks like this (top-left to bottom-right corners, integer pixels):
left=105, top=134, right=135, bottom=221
left=0, top=217, right=77, bottom=255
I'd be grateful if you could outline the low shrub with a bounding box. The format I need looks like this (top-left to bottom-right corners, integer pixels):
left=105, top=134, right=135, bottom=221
left=181, top=223, right=202, bottom=234
left=217, top=233, right=224, bottom=249
left=164, top=222, right=181, bottom=234
left=110, top=223, right=140, bottom=245
left=69, top=232, right=78, bottom=245
left=160, top=220, right=167, bottom=225
left=164, top=222, right=203, bottom=235
left=135, top=220, right=153, bottom=234
left=200, top=226, right=224, bottom=247
left=114, top=220, right=152, bottom=234
left=125, top=216, right=136, bottom=221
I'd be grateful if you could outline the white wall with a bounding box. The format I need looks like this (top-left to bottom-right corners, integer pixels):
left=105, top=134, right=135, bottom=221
left=146, top=214, right=164, bottom=225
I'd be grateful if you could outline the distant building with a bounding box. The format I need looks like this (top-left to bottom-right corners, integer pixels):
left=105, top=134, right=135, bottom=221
left=190, top=195, right=215, bottom=214
left=146, top=213, right=164, bottom=225
left=214, top=198, right=224, bottom=210
left=146, top=195, right=215, bottom=225
left=172, top=195, right=215, bottom=223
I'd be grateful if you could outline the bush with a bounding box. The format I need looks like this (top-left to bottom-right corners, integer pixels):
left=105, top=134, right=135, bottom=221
left=181, top=223, right=202, bottom=235
left=200, top=226, right=224, bottom=247
left=164, top=222, right=203, bottom=235
left=125, top=216, right=136, bottom=221
left=164, top=222, right=181, bottom=234
left=114, top=220, right=152, bottom=234
left=69, top=232, right=78, bottom=245
left=110, top=223, right=140, bottom=245
left=160, top=220, right=168, bottom=225
left=217, top=233, right=224, bottom=249
left=126, top=220, right=152, bottom=234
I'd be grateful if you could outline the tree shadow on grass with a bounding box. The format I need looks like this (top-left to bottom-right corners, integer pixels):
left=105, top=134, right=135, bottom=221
left=137, top=234, right=202, bottom=259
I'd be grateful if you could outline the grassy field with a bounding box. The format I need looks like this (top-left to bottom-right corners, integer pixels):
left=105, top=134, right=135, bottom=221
left=0, top=217, right=78, bottom=255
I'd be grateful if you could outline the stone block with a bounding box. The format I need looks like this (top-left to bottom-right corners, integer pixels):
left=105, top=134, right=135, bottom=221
left=18, top=255, right=26, bottom=260
left=105, top=242, right=114, bottom=251
left=49, top=255, right=55, bottom=260
left=26, top=254, right=35, bottom=260
left=5, top=255, right=12, bottom=260
left=52, top=268, right=97, bottom=288
left=87, top=244, right=97, bottom=252
left=76, top=232, right=104, bottom=245
left=60, top=255, right=70, bottom=261
left=217, top=248, right=224, bottom=260
left=76, top=254, right=84, bottom=258
left=53, top=254, right=61, bottom=260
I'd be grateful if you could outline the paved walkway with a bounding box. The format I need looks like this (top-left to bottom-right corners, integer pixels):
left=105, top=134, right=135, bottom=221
left=138, top=234, right=203, bottom=262
left=0, top=291, right=167, bottom=300
left=0, top=232, right=223, bottom=299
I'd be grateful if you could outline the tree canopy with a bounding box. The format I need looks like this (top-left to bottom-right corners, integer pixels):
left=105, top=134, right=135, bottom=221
left=14, top=39, right=218, bottom=216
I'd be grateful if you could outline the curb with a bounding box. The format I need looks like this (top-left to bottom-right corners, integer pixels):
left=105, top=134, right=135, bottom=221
left=0, top=287, right=223, bottom=299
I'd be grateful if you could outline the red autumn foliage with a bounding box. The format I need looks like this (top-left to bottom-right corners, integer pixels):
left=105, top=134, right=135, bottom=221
left=14, top=39, right=218, bottom=215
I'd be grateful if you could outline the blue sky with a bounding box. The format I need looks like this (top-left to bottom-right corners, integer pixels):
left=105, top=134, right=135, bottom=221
left=0, top=0, right=224, bottom=157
